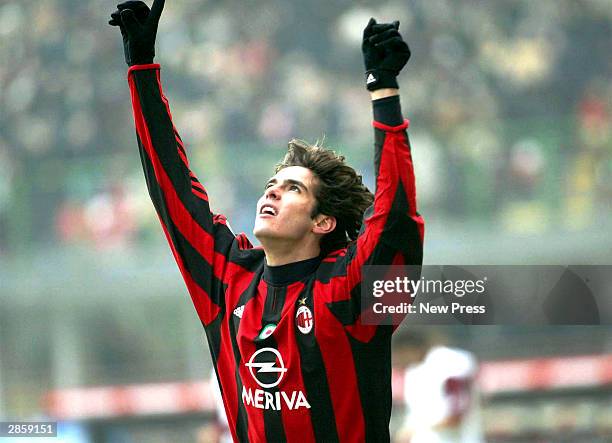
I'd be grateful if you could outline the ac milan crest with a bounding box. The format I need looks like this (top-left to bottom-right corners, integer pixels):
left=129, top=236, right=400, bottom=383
left=295, top=305, right=313, bottom=334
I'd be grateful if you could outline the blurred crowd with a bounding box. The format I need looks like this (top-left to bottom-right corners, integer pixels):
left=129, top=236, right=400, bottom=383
left=0, top=0, right=611, bottom=254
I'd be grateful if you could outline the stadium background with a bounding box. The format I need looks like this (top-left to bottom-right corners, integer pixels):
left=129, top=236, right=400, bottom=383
left=0, top=0, right=611, bottom=441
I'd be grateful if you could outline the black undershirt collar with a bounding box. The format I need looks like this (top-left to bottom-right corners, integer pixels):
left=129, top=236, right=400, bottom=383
left=263, top=255, right=322, bottom=286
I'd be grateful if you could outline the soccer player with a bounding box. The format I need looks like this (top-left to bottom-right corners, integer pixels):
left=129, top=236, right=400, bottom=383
left=109, top=1, right=424, bottom=441
left=397, top=344, right=484, bottom=443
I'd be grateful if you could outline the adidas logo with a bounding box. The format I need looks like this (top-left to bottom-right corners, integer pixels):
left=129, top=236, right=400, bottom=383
left=366, top=73, right=376, bottom=84
left=233, top=305, right=245, bottom=318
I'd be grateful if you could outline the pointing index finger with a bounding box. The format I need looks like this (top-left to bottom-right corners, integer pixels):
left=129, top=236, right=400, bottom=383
left=363, top=17, right=377, bottom=38
left=149, top=0, right=165, bottom=23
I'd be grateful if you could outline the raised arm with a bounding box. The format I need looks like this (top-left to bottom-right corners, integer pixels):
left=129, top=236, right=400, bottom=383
left=330, top=19, right=424, bottom=335
left=110, top=1, right=240, bottom=326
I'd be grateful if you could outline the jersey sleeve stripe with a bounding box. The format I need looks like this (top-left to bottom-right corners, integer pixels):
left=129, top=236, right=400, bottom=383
left=191, top=188, right=209, bottom=202
left=328, top=125, right=424, bottom=335
left=372, top=119, right=410, bottom=132
left=344, top=130, right=398, bottom=286
left=139, top=140, right=227, bottom=316
left=175, top=145, right=189, bottom=167
left=191, top=180, right=206, bottom=192
left=391, top=132, right=425, bottom=242
left=128, top=68, right=232, bottom=280
left=151, top=205, right=221, bottom=324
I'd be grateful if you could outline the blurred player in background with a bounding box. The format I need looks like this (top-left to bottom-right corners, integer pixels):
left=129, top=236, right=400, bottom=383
left=195, top=371, right=233, bottom=443
left=394, top=334, right=484, bottom=443
left=210, top=369, right=233, bottom=443
left=110, top=0, right=424, bottom=440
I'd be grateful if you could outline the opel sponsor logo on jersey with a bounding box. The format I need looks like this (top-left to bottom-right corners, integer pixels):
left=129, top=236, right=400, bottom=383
left=245, top=347, right=287, bottom=388
left=295, top=305, right=313, bottom=334
left=242, top=347, right=311, bottom=410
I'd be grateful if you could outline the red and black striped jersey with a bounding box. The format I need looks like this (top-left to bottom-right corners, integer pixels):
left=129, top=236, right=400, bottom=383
left=127, top=63, right=424, bottom=442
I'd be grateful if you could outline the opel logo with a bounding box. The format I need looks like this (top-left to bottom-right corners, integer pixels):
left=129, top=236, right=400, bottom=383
left=245, top=348, right=288, bottom=388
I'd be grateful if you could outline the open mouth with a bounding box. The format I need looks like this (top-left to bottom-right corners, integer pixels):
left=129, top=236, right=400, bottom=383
left=259, top=204, right=277, bottom=217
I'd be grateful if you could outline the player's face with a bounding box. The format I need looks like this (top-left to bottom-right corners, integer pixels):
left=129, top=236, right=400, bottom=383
left=253, top=166, right=319, bottom=242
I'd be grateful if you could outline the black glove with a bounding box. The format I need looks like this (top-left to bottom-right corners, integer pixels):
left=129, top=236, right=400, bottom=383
left=362, top=18, right=411, bottom=91
left=108, top=0, right=165, bottom=66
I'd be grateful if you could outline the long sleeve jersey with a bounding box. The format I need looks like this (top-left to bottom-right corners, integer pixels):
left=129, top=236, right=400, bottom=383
left=127, top=63, right=424, bottom=442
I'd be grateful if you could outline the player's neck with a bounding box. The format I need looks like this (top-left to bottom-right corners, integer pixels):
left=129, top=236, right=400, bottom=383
left=262, top=239, right=321, bottom=266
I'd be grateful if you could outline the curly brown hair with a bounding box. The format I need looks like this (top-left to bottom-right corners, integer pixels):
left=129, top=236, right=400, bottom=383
left=276, top=138, right=374, bottom=254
